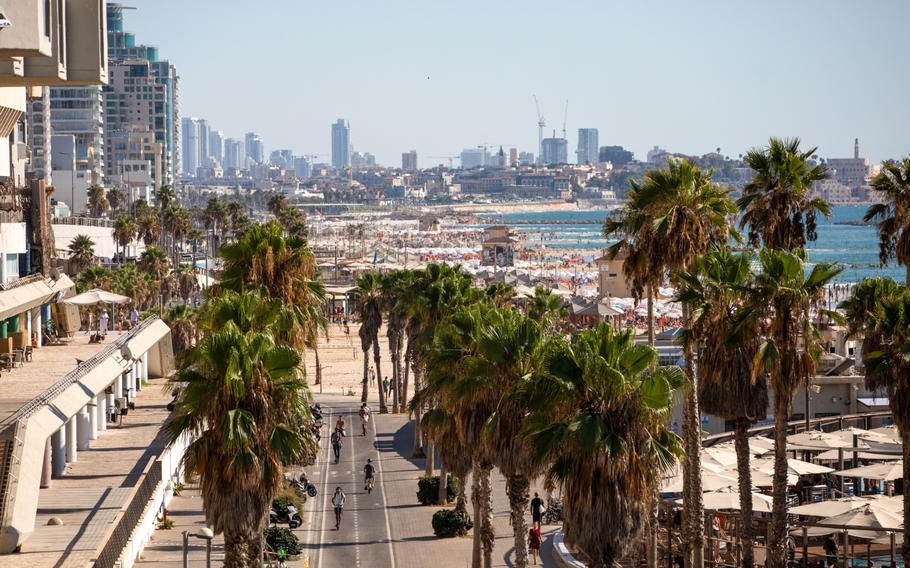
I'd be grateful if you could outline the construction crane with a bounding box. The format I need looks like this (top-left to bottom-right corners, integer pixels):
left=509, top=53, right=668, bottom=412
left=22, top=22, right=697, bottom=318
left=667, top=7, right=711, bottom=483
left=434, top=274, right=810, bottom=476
left=562, top=100, right=569, bottom=140
left=533, top=95, right=545, bottom=165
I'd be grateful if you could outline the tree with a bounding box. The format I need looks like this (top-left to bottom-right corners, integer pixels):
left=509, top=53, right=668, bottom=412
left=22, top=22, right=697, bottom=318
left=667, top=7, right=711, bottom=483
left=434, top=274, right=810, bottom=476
left=381, top=270, right=411, bottom=413
left=840, top=281, right=910, bottom=560
left=162, top=315, right=312, bottom=567
left=137, top=214, right=162, bottom=247
left=526, top=324, right=683, bottom=567
left=107, top=187, right=125, bottom=212
left=354, top=271, right=387, bottom=412
left=163, top=304, right=197, bottom=354
left=87, top=184, right=110, bottom=217
left=752, top=249, right=841, bottom=568
left=526, top=285, right=566, bottom=331
left=113, top=213, right=137, bottom=264
left=676, top=249, right=767, bottom=568
left=737, top=138, right=833, bottom=568
left=156, top=184, right=176, bottom=211
left=864, top=157, right=910, bottom=283
left=204, top=197, right=228, bottom=273
left=68, top=234, right=96, bottom=273
left=267, top=193, right=289, bottom=219
left=139, top=246, right=169, bottom=282
left=75, top=265, right=111, bottom=292
left=484, top=281, right=516, bottom=308
left=162, top=205, right=191, bottom=268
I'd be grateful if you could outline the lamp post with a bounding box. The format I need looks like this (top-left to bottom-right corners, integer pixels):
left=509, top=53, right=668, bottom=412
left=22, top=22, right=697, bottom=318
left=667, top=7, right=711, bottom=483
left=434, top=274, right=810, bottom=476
left=182, top=527, right=214, bottom=568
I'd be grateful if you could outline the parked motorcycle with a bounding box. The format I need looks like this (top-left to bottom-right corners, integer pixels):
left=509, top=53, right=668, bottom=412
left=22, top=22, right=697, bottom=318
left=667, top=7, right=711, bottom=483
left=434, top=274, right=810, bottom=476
left=269, top=504, right=302, bottom=529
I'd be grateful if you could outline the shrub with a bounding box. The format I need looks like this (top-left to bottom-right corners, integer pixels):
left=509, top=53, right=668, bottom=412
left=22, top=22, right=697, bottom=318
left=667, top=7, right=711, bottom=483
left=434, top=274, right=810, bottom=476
left=416, top=475, right=458, bottom=505
left=432, top=508, right=473, bottom=538
left=264, top=526, right=301, bottom=556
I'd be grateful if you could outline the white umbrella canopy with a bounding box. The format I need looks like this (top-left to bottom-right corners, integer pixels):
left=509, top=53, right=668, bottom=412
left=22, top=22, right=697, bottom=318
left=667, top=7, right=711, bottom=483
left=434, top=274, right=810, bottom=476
left=713, top=437, right=775, bottom=457
left=832, top=461, right=904, bottom=481
left=790, top=495, right=902, bottom=518
left=731, top=467, right=798, bottom=488
left=754, top=457, right=835, bottom=477
left=661, top=471, right=738, bottom=493
left=799, top=505, right=904, bottom=539
left=675, top=486, right=773, bottom=513
left=702, top=447, right=738, bottom=469
left=787, top=430, right=853, bottom=450
left=814, top=448, right=897, bottom=462
left=868, top=425, right=901, bottom=443
left=63, top=288, right=131, bottom=306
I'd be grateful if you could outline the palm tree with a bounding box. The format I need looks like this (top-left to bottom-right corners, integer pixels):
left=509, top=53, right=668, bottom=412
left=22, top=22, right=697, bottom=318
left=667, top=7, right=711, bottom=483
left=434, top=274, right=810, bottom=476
left=738, top=138, right=833, bottom=568
left=169, top=266, right=198, bottom=304
left=68, top=234, right=96, bottom=273
left=162, top=205, right=191, bottom=268
left=113, top=213, right=136, bottom=265
left=526, top=324, right=684, bottom=567
left=156, top=184, right=176, bottom=211
left=526, top=285, right=566, bottom=331
left=138, top=246, right=169, bottom=282
left=676, top=249, right=767, bottom=568
left=163, top=315, right=312, bottom=567
left=841, top=282, right=910, bottom=560
left=381, top=270, right=410, bottom=413
left=75, top=265, right=111, bottom=292
left=163, top=304, right=197, bottom=354
left=864, top=157, right=910, bottom=283
left=267, top=193, right=289, bottom=218
left=484, top=281, right=516, bottom=308
left=107, top=187, right=125, bottom=212
left=86, top=184, right=110, bottom=217
left=752, top=249, right=841, bottom=568
left=204, top=197, right=227, bottom=278
left=137, top=214, right=162, bottom=247
left=354, top=272, right=387, bottom=411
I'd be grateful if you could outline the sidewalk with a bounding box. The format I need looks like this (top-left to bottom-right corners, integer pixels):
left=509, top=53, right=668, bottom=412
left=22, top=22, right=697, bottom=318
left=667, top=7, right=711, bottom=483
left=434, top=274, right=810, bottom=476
left=7, top=377, right=173, bottom=568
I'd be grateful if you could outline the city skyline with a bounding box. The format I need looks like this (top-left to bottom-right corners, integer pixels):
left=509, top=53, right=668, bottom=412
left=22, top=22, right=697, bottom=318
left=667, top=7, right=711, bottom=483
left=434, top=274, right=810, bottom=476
left=125, top=0, right=909, bottom=165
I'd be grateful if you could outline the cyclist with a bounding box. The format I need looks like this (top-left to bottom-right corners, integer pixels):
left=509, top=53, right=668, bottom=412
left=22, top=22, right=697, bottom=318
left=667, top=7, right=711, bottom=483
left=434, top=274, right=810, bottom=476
left=330, top=428, right=343, bottom=463
left=364, top=458, right=376, bottom=493
left=358, top=403, right=371, bottom=436
left=332, top=486, right=346, bottom=530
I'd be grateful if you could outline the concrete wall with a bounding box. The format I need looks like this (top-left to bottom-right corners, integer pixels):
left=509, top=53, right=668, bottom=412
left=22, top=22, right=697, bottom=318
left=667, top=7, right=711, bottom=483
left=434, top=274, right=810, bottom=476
left=53, top=223, right=147, bottom=260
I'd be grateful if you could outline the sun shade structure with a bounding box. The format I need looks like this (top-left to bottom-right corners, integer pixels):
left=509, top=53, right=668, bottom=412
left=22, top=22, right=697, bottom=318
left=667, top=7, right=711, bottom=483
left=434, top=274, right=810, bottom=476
left=832, top=461, right=904, bottom=481
left=753, top=457, right=835, bottom=476
left=790, top=495, right=902, bottom=517
left=787, top=430, right=854, bottom=450
left=675, top=486, right=774, bottom=513
left=63, top=288, right=131, bottom=306
left=661, top=471, right=738, bottom=493
left=798, top=505, right=903, bottom=539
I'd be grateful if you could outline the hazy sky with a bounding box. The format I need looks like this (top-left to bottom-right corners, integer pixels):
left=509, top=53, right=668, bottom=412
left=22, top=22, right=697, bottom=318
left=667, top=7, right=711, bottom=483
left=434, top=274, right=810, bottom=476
left=124, top=0, right=910, bottom=165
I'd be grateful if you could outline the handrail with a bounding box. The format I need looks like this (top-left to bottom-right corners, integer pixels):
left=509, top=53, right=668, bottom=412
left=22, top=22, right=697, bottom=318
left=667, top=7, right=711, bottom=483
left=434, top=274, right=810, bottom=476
left=703, top=410, right=893, bottom=447
left=0, top=273, right=46, bottom=291
left=0, top=316, right=160, bottom=430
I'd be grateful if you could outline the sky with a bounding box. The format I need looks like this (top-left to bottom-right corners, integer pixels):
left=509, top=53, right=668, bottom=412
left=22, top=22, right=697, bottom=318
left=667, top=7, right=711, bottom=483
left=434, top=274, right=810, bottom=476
left=123, top=0, right=910, bottom=166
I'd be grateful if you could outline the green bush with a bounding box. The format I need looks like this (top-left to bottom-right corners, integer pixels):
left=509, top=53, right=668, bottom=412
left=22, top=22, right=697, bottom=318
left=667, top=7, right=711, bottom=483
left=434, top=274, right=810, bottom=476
left=432, top=508, right=473, bottom=538
left=264, top=526, right=301, bottom=556
left=416, top=475, right=458, bottom=505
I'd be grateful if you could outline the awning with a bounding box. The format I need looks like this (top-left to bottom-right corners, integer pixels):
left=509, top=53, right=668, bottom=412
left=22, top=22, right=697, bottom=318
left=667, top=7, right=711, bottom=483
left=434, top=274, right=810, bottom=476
left=0, top=277, right=59, bottom=321
left=857, top=397, right=889, bottom=407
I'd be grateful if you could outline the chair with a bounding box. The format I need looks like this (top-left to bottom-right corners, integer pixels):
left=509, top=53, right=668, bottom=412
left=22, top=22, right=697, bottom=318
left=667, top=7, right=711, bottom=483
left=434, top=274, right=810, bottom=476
left=0, top=354, right=12, bottom=372
left=11, top=350, right=24, bottom=368
left=23, top=346, right=33, bottom=362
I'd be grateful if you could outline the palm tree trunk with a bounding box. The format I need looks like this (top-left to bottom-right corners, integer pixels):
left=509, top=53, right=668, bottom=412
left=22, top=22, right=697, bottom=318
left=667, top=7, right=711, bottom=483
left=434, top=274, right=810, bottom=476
left=455, top=473, right=468, bottom=519
left=507, top=474, right=530, bottom=568
left=361, top=348, right=370, bottom=403
left=479, top=462, right=495, bottom=568
left=471, top=461, right=483, bottom=568
left=768, top=385, right=791, bottom=568
left=388, top=332, right=399, bottom=412
left=402, top=341, right=412, bottom=415
left=314, top=344, right=322, bottom=386
left=734, top=418, right=755, bottom=568
left=396, top=333, right=405, bottom=412
left=901, top=425, right=909, bottom=562
left=682, top=305, right=704, bottom=568
left=411, top=360, right=425, bottom=458
left=373, top=337, right=387, bottom=413
left=437, top=463, right=448, bottom=504
left=223, top=526, right=263, bottom=568
left=424, top=435, right=435, bottom=476
left=647, top=285, right=655, bottom=346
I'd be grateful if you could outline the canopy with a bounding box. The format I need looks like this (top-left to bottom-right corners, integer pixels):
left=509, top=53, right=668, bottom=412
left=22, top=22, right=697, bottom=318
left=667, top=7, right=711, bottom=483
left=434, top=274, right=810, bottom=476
left=676, top=486, right=773, bottom=513
left=63, top=288, right=130, bottom=306
left=787, top=430, right=853, bottom=450
left=799, top=505, right=903, bottom=539
left=754, top=457, right=834, bottom=477
left=731, top=468, right=798, bottom=488
left=661, top=471, right=738, bottom=493
left=790, top=495, right=902, bottom=518
left=832, top=461, right=904, bottom=481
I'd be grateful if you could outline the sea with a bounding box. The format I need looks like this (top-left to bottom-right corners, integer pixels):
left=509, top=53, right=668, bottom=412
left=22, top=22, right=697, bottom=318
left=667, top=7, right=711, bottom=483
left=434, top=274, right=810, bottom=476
left=490, top=205, right=897, bottom=284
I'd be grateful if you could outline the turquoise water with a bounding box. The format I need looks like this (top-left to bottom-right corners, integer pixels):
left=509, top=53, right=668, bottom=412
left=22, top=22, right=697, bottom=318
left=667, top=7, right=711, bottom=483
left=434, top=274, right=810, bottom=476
left=492, top=205, right=900, bottom=283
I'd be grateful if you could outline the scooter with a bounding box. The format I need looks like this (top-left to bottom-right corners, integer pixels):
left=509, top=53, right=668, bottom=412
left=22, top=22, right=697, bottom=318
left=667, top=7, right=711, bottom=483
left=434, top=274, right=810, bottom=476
left=292, top=473, right=318, bottom=498
left=269, top=504, right=302, bottom=529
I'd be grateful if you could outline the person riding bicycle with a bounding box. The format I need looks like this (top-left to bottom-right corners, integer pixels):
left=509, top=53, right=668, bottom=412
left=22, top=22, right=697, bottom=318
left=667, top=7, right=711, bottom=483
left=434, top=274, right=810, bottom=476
left=359, top=403, right=371, bottom=436
left=330, top=428, right=343, bottom=463
left=364, top=458, right=376, bottom=492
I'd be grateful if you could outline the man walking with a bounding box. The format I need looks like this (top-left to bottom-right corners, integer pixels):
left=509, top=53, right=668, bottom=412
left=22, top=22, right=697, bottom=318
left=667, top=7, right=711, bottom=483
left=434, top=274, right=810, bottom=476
left=382, top=376, right=390, bottom=398
left=331, top=428, right=343, bottom=463
left=332, top=486, right=346, bottom=530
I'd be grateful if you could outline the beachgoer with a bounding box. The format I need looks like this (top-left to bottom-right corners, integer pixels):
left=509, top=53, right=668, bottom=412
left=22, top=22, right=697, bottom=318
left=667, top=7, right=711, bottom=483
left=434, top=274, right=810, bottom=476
left=332, top=486, right=346, bottom=529
left=369, top=366, right=376, bottom=385
left=129, top=307, right=139, bottom=329
left=528, top=526, right=541, bottom=564
left=530, top=492, right=543, bottom=529
left=382, top=376, right=390, bottom=397
left=331, top=429, right=343, bottom=463
left=99, top=310, right=110, bottom=337
left=359, top=403, right=371, bottom=436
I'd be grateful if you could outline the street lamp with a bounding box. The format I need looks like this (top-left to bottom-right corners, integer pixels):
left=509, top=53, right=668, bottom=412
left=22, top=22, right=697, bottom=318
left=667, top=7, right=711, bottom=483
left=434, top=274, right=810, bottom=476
left=182, top=527, right=214, bottom=568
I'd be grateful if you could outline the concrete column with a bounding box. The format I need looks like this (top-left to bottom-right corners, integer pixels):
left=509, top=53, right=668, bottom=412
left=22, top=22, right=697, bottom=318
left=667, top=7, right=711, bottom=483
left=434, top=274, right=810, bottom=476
left=106, top=392, right=114, bottom=422
left=132, top=364, right=139, bottom=393
left=41, top=438, right=52, bottom=488
left=97, top=395, right=107, bottom=432
left=115, top=374, right=123, bottom=399
left=51, top=428, right=66, bottom=476
left=142, top=351, right=149, bottom=380
left=65, top=417, right=77, bottom=463
left=33, top=308, right=42, bottom=348
left=88, top=399, right=99, bottom=440
left=77, top=407, right=91, bottom=451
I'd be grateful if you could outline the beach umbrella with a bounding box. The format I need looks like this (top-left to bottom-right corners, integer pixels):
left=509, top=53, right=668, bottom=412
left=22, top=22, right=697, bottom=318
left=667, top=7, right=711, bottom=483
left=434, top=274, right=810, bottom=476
left=702, top=447, right=738, bottom=469
left=787, top=430, right=853, bottom=450
left=660, top=471, right=738, bottom=493
left=790, top=495, right=902, bottom=517
left=799, top=505, right=903, bottom=539
left=729, top=467, right=798, bottom=488
left=813, top=448, right=897, bottom=462
left=832, top=461, right=904, bottom=481
left=754, top=457, right=834, bottom=476
left=675, top=486, right=773, bottom=513
left=869, top=425, right=901, bottom=442
left=64, top=288, right=131, bottom=306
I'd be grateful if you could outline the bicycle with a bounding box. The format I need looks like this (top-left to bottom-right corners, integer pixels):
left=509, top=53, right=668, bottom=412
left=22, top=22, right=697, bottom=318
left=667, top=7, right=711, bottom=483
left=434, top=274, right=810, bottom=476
left=365, top=476, right=374, bottom=494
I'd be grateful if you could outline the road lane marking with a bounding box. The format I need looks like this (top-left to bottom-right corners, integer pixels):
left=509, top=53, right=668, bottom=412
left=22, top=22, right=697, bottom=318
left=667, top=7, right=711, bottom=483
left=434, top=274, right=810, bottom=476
left=315, top=407, right=333, bottom=568
left=372, top=411, right=397, bottom=566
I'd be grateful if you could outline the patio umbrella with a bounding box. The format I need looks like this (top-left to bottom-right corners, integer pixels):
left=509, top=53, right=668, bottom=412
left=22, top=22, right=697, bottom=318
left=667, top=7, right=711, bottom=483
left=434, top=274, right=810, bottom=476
left=661, top=471, right=738, bottom=493
left=799, top=505, right=903, bottom=539
left=675, top=486, right=773, bottom=513
left=63, top=288, right=131, bottom=306
left=832, top=461, right=904, bottom=481
left=813, top=448, right=897, bottom=462
left=730, top=467, right=798, bottom=488
left=787, top=430, right=853, bottom=450
left=754, top=457, right=834, bottom=477
left=790, top=495, right=902, bottom=517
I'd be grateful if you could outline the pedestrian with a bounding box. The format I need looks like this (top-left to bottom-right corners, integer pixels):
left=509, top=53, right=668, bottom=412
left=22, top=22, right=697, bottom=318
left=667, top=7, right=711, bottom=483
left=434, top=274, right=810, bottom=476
left=332, top=486, right=346, bottom=530
left=382, top=376, right=390, bottom=398
left=331, top=429, right=343, bottom=463
left=359, top=403, right=371, bottom=436
left=528, top=526, right=541, bottom=565
left=823, top=535, right=838, bottom=567
left=129, top=306, right=139, bottom=329
left=530, top=492, right=543, bottom=529
left=99, top=309, right=110, bottom=337
left=369, top=366, right=376, bottom=385
left=335, top=415, right=346, bottom=435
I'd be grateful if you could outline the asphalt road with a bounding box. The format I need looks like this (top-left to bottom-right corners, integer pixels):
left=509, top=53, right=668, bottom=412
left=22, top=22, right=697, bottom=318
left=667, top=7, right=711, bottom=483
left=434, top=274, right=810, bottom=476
left=299, top=402, right=396, bottom=568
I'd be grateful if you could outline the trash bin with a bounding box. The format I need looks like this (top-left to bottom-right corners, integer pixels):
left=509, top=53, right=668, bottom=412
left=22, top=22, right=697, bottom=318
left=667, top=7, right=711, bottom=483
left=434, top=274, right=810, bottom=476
left=0, top=320, right=7, bottom=338
left=7, top=314, right=19, bottom=333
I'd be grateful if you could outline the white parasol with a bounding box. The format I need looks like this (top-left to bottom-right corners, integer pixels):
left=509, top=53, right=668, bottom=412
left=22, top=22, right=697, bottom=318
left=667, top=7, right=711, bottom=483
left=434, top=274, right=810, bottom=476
left=64, top=289, right=131, bottom=306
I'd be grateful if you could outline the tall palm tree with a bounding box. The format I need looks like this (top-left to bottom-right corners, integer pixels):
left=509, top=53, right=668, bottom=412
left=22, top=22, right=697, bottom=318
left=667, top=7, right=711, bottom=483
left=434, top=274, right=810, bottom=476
left=75, top=265, right=111, bottom=292
left=526, top=285, right=566, bottom=331
left=204, top=197, right=227, bottom=278
left=86, top=184, right=110, bottom=217
left=156, top=184, right=176, bottom=211
left=841, top=283, right=910, bottom=560
left=676, top=249, right=767, bottom=568
left=737, top=137, right=832, bottom=568
left=526, top=324, right=684, bottom=567
left=163, top=304, right=197, bottom=354
left=113, top=213, right=136, bottom=265
left=267, top=193, right=289, bottom=218
left=163, top=205, right=191, bottom=268
left=137, top=213, right=162, bottom=247
left=138, top=246, right=169, bottom=282
left=107, top=187, right=125, bottom=212
left=354, top=272, right=387, bottom=411
left=381, top=270, right=410, bottom=413
left=752, top=249, right=841, bottom=568
left=163, top=315, right=312, bottom=567
left=68, top=234, right=96, bottom=273
left=864, top=157, right=910, bottom=283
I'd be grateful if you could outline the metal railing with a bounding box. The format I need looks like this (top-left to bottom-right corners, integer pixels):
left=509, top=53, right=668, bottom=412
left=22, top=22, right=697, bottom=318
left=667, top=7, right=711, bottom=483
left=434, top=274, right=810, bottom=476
left=703, top=410, right=893, bottom=447
left=0, top=273, right=45, bottom=291
left=52, top=216, right=114, bottom=228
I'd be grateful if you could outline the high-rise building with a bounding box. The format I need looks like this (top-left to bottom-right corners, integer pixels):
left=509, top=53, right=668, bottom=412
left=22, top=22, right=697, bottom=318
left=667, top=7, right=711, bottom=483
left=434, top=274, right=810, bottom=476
left=197, top=119, right=210, bottom=164
left=331, top=119, right=350, bottom=169
left=270, top=149, right=295, bottom=170
left=223, top=138, right=246, bottom=170
left=518, top=152, right=535, bottom=165
left=599, top=146, right=634, bottom=167
left=508, top=147, right=520, bottom=167
left=105, top=126, right=163, bottom=207
left=181, top=117, right=200, bottom=176
left=209, top=130, right=224, bottom=165
left=541, top=137, right=568, bottom=165
left=460, top=147, right=488, bottom=169
left=245, top=132, right=264, bottom=164
left=402, top=150, right=418, bottom=171
left=577, top=128, right=599, bottom=164
left=351, top=151, right=376, bottom=167
left=104, top=4, right=180, bottom=189
left=294, top=156, right=312, bottom=179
